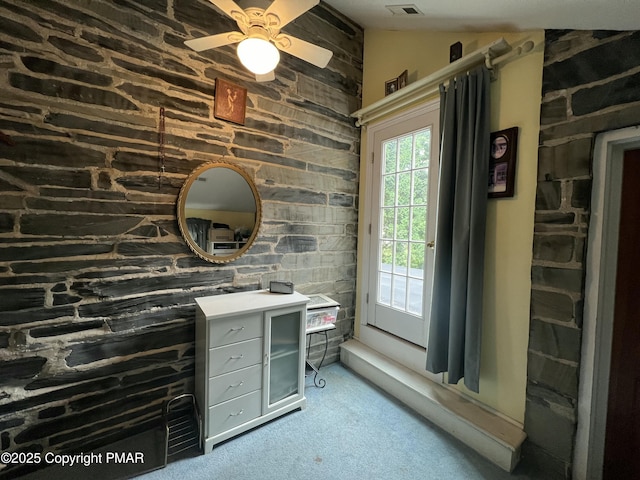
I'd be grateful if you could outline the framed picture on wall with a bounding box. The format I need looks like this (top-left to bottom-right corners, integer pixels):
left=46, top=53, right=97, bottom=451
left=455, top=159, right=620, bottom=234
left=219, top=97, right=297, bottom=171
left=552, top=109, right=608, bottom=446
left=385, top=70, right=409, bottom=96
left=385, top=77, right=399, bottom=96
left=488, top=126, right=519, bottom=198
left=214, top=78, right=247, bottom=125
left=398, top=69, right=408, bottom=89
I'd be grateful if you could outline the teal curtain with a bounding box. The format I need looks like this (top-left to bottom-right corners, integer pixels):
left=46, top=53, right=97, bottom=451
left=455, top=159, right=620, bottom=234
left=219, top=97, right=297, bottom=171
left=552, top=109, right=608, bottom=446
left=425, top=66, right=491, bottom=393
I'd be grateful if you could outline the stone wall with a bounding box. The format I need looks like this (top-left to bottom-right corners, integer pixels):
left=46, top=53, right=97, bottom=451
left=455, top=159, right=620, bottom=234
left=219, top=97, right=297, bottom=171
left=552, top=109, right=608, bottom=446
left=525, top=30, right=640, bottom=479
left=0, top=0, right=362, bottom=476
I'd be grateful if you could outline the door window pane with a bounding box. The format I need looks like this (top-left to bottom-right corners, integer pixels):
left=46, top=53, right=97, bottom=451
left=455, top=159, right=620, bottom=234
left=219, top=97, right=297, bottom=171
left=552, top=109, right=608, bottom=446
left=414, top=130, right=431, bottom=168
left=411, top=207, right=427, bottom=241
left=407, top=278, right=424, bottom=315
left=383, top=175, right=396, bottom=207
left=392, top=275, right=407, bottom=309
left=397, top=172, right=411, bottom=205
left=396, top=207, right=410, bottom=240
left=378, top=272, right=392, bottom=306
left=384, top=141, right=397, bottom=174
left=394, top=242, right=408, bottom=274
left=409, top=242, right=425, bottom=274
left=412, top=169, right=428, bottom=205
left=398, top=135, right=413, bottom=171
left=382, top=208, right=395, bottom=239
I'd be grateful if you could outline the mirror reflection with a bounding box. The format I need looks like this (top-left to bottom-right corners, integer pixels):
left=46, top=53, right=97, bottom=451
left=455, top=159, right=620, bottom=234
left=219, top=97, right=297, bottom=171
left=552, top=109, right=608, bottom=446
left=177, top=161, right=261, bottom=263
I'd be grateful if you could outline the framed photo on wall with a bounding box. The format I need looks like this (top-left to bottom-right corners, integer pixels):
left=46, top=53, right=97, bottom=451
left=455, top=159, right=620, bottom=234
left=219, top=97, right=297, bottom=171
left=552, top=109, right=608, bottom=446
left=385, top=70, right=409, bottom=96
left=488, top=126, right=519, bottom=198
left=385, top=77, right=398, bottom=96
left=214, top=78, right=247, bottom=125
left=398, top=70, right=408, bottom=89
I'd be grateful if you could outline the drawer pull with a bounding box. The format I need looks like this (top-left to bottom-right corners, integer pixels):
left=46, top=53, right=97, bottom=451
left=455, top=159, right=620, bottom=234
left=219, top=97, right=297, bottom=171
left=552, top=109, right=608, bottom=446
left=229, top=381, right=244, bottom=388
left=229, top=326, right=245, bottom=332
left=229, top=409, right=244, bottom=417
left=230, top=354, right=244, bottom=360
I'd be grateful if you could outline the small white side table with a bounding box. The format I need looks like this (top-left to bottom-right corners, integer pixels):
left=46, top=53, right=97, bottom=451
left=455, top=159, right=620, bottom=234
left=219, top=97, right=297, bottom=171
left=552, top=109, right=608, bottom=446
left=305, top=294, right=340, bottom=388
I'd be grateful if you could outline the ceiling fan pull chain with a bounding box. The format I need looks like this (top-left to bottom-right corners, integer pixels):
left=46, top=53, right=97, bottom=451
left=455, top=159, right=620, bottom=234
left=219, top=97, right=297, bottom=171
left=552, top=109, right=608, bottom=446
left=158, top=106, right=166, bottom=188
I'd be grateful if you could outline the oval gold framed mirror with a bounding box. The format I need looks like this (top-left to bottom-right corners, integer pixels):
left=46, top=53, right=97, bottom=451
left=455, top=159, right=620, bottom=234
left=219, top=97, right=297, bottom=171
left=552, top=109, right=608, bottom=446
left=177, top=160, right=262, bottom=263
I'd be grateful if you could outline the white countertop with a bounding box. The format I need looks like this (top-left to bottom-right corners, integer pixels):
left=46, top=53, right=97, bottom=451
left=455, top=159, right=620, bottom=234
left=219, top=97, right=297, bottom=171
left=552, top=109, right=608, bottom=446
left=195, top=289, right=309, bottom=319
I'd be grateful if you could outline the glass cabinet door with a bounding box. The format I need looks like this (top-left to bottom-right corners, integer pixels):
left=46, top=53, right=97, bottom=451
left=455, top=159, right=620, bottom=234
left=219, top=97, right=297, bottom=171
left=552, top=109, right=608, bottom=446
left=265, top=307, right=303, bottom=408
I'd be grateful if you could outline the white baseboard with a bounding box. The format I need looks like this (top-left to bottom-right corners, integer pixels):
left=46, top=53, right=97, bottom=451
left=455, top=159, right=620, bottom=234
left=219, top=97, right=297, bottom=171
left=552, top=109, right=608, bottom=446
left=340, top=339, right=526, bottom=472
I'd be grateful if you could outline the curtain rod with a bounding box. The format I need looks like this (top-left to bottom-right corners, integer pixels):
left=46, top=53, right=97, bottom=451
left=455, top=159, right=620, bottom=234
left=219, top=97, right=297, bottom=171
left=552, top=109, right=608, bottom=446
left=351, top=38, right=534, bottom=128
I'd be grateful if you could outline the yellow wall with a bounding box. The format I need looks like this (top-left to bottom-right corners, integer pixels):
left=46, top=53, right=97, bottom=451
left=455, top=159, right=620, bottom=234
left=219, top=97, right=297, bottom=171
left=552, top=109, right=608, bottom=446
left=356, top=30, right=545, bottom=424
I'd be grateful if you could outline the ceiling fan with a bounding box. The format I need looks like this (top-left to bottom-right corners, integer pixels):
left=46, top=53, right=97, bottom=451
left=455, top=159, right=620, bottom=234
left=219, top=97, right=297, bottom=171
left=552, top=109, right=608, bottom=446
left=184, top=0, right=333, bottom=82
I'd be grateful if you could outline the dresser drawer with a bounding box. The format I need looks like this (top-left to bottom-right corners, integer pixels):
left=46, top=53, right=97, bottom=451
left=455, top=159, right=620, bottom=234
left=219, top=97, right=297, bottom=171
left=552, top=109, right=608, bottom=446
left=209, top=390, right=261, bottom=436
left=209, top=338, right=262, bottom=377
left=208, top=364, right=262, bottom=406
left=209, top=312, right=262, bottom=348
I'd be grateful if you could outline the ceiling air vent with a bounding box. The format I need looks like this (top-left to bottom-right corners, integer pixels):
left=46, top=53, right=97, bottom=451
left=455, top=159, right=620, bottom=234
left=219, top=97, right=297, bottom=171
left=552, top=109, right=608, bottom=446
left=385, top=4, right=425, bottom=16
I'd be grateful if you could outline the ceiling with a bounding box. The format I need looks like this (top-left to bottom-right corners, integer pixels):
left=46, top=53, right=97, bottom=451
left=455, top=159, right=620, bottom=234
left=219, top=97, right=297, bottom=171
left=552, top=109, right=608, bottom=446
left=322, top=0, right=639, bottom=31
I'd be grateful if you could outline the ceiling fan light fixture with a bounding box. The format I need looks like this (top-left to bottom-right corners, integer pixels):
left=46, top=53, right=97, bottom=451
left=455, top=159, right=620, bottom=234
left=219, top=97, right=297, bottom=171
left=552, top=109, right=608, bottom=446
left=237, top=37, right=280, bottom=75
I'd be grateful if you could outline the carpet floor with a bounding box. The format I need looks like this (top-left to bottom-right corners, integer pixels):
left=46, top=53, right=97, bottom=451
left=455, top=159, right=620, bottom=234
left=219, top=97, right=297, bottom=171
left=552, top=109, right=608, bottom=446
left=139, top=362, right=538, bottom=480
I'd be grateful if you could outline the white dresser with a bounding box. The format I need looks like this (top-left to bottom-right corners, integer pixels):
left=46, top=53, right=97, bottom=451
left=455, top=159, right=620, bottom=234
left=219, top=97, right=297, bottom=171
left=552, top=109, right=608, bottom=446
left=195, top=290, right=309, bottom=452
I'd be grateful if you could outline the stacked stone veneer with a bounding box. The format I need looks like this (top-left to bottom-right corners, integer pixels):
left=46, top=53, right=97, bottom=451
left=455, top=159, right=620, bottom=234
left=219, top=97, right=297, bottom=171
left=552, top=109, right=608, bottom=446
left=0, top=0, right=362, bottom=476
left=525, top=30, right=640, bottom=479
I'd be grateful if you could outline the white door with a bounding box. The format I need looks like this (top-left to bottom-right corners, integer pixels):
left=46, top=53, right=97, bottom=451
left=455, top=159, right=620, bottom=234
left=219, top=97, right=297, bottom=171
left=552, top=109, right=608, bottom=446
left=366, top=103, right=439, bottom=347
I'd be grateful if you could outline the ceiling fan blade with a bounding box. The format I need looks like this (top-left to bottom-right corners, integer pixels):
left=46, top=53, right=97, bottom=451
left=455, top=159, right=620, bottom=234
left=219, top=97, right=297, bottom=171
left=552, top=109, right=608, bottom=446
left=207, top=0, right=248, bottom=23
left=256, top=71, right=276, bottom=82
left=184, top=31, right=245, bottom=52
left=264, top=0, right=319, bottom=29
left=274, top=34, right=332, bottom=69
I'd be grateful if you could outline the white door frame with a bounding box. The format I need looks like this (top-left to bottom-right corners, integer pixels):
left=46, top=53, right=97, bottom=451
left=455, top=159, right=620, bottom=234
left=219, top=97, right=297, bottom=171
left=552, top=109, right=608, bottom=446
left=575, top=125, right=640, bottom=480
left=359, top=99, right=441, bottom=380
